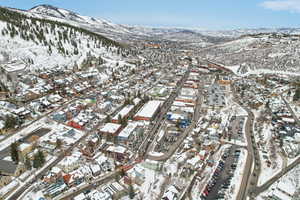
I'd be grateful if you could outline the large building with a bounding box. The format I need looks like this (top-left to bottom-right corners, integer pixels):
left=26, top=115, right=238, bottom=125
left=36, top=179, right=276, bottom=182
left=112, top=105, right=135, bottom=123
left=99, top=123, right=122, bottom=137
left=134, top=100, right=162, bottom=121
left=0, top=60, right=27, bottom=92
left=118, top=123, right=139, bottom=144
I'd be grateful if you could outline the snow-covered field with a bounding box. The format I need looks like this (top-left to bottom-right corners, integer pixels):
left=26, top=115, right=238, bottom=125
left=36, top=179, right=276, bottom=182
left=257, top=163, right=300, bottom=200
left=257, top=124, right=284, bottom=187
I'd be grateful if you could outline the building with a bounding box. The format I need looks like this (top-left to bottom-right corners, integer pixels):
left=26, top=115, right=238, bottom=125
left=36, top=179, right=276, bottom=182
left=0, top=180, right=19, bottom=199
left=0, top=160, right=26, bottom=177
left=118, top=123, right=139, bottom=144
left=105, top=145, right=127, bottom=161
left=99, top=123, right=122, bottom=137
left=19, top=143, right=33, bottom=159
left=0, top=60, right=27, bottom=92
left=134, top=100, right=162, bottom=121
left=112, top=105, right=135, bottom=123
left=162, top=185, right=179, bottom=200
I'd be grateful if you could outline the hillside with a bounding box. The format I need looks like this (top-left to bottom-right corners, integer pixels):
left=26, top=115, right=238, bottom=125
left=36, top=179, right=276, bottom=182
left=7, top=5, right=229, bottom=45
left=199, top=33, right=300, bottom=76
left=0, top=6, right=130, bottom=70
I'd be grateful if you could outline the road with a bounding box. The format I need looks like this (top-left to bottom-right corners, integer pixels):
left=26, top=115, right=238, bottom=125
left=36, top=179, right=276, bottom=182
left=147, top=78, right=202, bottom=161
left=253, top=156, right=300, bottom=196
left=232, top=85, right=258, bottom=200
left=138, top=66, right=191, bottom=159
left=281, top=94, right=300, bottom=126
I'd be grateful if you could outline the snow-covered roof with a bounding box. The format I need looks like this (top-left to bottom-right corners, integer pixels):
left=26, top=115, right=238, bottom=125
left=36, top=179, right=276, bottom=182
left=112, top=105, right=134, bottom=120
left=0, top=180, right=19, bottom=197
left=19, top=143, right=31, bottom=151
left=99, top=123, right=121, bottom=134
left=134, top=100, right=162, bottom=119
left=106, top=145, right=126, bottom=154
left=74, top=193, right=86, bottom=200
left=118, top=123, right=138, bottom=139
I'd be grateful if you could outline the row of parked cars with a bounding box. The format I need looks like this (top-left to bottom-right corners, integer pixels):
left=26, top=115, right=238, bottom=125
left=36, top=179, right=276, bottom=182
left=217, top=149, right=242, bottom=199
left=201, top=148, right=228, bottom=199
left=201, top=147, right=242, bottom=200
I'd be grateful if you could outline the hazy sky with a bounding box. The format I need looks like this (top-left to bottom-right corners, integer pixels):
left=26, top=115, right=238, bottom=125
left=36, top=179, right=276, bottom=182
left=1, top=0, right=300, bottom=29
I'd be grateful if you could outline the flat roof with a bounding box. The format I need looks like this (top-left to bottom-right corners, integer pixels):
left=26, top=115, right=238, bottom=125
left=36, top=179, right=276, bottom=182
left=99, top=123, right=121, bottom=134
left=112, top=105, right=134, bottom=120
left=135, top=100, right=162, bottom=119
left=3, top=61, right=26, bottom=72
left=118, top=123, right=138, bottom=138
left=106, top=145, right=126, bottom=154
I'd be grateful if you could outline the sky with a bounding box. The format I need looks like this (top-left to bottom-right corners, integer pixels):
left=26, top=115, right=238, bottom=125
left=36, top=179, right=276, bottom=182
left=1, top=0, right=300, bottom=30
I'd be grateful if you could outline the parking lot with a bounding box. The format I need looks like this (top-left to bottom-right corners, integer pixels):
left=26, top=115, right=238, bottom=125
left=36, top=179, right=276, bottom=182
left=202, top=145, right=242, bottom=200
left=228, top=116, right=246, bottom=143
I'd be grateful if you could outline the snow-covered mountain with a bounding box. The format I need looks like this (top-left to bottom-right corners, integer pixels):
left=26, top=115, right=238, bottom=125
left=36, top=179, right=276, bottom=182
left=5, top=5, right=136, bottom=42
left=5, top=4, right=300, bottom=43
left=195, top=28, right=300, bottom=38
left=6, top=5, right=229, bottom=44
left=0, top=6, right=131, bottom=71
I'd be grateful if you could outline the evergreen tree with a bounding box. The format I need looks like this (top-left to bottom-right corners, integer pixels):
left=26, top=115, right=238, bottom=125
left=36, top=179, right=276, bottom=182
left=33, top=153, right=40, bottom=169
left=38, top=150, right=45, bottom=165
left=25, top=155, right=32, bottom=170
left=293, top=87, right=300, bottom=101
left=10, top=142, right=19, bottom=164
left=56, top=138, right=62, bottom=149
left=106, top=115, right=111, bottom=123
left=118, top=114, right=122, bottom=124
left=129, top=184, right=135, bottom=199
left=5, top=115, right=18, bottom=129
left=33, top=150, right=45, bottom=168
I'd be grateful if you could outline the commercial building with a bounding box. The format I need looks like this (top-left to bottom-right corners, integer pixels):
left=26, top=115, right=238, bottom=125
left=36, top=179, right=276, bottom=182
left=134, top=100, right=162, bottom=121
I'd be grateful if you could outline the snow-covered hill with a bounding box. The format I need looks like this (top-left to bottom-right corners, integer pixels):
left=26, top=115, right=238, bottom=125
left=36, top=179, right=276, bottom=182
left=195, top=28, right=300, bottom=38
left=6, top=5, right=228, bottom=44
left=199, top=33, right=300, bottom=75
left=0, top=6, right=130, bottom=71
left=5, top=4, right=300, bottom=43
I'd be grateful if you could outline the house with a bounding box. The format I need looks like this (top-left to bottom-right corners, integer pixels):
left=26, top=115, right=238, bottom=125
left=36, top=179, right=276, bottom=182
left=58, top=153, right=82, bottom=173
left=0, top=160, right=26, bottom=177
left=43, top=167, right=63, bottom=184
left=89, top=163, right=102, bottom=176
left=63, top=170, right=84, bottom=187
left=19, top=143, right=33, bottom=158
left=105, top=145, right=127, bottom=161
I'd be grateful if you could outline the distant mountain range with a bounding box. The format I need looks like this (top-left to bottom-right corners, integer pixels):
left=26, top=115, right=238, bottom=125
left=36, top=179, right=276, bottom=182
left=6, top=4, right=300, bottom=44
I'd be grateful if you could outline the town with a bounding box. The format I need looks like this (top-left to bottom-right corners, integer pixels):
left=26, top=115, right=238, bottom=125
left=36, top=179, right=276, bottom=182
left=0, top=3, right=300, bottom=200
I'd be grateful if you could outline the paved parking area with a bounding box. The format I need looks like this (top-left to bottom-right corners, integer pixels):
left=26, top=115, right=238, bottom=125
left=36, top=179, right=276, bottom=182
left=203, top=145, right=240, bottom=200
